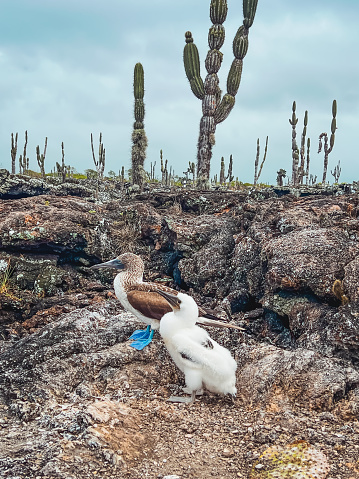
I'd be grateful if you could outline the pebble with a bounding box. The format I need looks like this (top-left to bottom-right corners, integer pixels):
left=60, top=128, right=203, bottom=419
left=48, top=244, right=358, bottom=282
left=222, top=448, right=234, bottom=458
left=163, top=476, right=181, bottom=479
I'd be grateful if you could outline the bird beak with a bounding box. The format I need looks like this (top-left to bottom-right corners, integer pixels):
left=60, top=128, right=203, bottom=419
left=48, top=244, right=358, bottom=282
left=90, top=258, right=124, bottom=270
left=156, top=290, right=181, bottom=310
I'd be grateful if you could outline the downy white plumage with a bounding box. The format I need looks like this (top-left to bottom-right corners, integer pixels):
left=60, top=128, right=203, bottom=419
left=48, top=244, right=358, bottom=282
left=158, top=290, right=237, bottom=403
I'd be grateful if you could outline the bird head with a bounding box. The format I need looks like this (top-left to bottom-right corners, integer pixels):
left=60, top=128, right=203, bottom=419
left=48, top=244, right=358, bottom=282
left=90, top=252, right=144, bottom=274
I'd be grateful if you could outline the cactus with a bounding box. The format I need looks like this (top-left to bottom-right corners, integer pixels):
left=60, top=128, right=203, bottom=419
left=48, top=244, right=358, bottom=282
left=91, top=132, right=105, bottom=180
left=298, top=110, right=309, bottom=184
left=56, top=142, right=67, bottom=183
left=150, top=161, right=156, bottom=181
left=36, top=137, right=47, bottom=179
left=289, top=101, right=300, bottom=186
left=19, top=131, right=29, bottom=175
left=227, top=154, right=234, bottom=182
left=276, top=168, right=286, bottom=187
left=131, top=63, right=148, bottom=188
left=331, top=160, right=341, bottom=183
left=11, top=133, right=18, bottom=175
left=254, top=136, right=268, bottom=185
left=219, top=156, right=225, bottom=184
left=160, top=151, right=169, bottom=186
left=250, top=441, right=330, bottom=479
left=305, top=137, right=311, bottom=185
left=120, top=166, right=125, bottom=186
left=184, top=0, right=258, bottom=187
left=289, top=102, right=309, bottom=186
left=219, top=154, right=234, bottom=185
left=319, top=99, right=337, bottom=184
left=184, top=161, right=196, bottom=185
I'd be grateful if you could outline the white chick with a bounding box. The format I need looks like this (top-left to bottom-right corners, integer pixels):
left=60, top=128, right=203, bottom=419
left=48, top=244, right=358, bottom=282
left=158, top=290, right=237, bottom=403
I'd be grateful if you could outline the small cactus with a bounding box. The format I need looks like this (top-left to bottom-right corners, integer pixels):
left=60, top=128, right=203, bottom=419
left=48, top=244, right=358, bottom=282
left=319, top=99, right=337, bottom=184
left=276, top=168, right=286, bottom=187
left=331, top=160, right=341, bottom=183
left=11, top=132, right=18, bottom=175
left=250, top=441, right=330, bottom=479
left=219, top=155, right=234, bottom=185
left=19, top=131, right=29, bottom=175
left=289, top=102, right=310, bottom=186
left=254, top=136, right=268, bottom=185
left=36, top=137, right=47, bottom=179
left=160, top=150, right=170, bottom=186
left=91, top=132, right=105, bottom=180
left=56, top=142, right=67, bottom=183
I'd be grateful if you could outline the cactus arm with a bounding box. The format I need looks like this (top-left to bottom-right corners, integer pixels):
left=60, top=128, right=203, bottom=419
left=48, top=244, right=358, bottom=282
left=183, top=32, right=205, bottom=100
left=243, top=0, right=258, bottom=28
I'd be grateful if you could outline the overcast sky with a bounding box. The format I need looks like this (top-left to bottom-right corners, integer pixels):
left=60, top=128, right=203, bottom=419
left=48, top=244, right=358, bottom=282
left=0, top=0, right=358, bottom=184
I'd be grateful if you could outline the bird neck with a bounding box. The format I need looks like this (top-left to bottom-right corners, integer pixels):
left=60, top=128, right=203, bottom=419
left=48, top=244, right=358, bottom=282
left=116, top=269, right=143, bottom=288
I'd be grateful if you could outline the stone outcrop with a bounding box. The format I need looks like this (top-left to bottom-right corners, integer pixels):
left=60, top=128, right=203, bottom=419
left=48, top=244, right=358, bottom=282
left=1, top=188, right=359, bottom=478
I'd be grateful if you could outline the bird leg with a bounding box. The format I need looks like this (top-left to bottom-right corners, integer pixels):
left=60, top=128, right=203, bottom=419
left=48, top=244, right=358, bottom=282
left=129, top=326, right=154, bottom=350
left=129, top=325, right=151, bottom=341
left=182, top=387, right=203, bottom=396
left=166, top=389, right=198, bottom=404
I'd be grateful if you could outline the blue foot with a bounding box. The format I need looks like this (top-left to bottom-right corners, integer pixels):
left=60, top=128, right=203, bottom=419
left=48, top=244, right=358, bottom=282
left=130, top=329, right=154, bottom=350
left=129, top=325, right=151, bottom=341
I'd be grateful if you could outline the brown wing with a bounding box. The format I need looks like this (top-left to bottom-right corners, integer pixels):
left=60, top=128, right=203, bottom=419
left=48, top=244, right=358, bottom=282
left=126, top=290, right=172, bottom=320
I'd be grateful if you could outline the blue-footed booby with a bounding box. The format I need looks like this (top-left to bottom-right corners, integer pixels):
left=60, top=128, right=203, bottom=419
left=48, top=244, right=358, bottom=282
left=158, top=290, right=237, bottom=403
left=91, top=253, right=242, bottom=350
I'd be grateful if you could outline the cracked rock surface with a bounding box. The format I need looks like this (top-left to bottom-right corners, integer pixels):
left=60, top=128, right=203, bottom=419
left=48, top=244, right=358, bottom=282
left=1, top=188, right=359, bottom=478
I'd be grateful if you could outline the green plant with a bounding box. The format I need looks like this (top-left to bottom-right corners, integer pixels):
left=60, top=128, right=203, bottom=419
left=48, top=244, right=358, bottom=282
left=91, top=133, right=105, bottom=181
left=131, top=63, right=148, bottom=188
left=36, top=137, right=48, bottom=179
left=318, top=99, right=337, bottom=184
left=56, top=142, right=67, bottom=183
left=250, top=441, right=330, bottom=479
left=183, top=0, right=258, bottom=187
left=331, top=160, right=341, bottom=183
left=19, top=131, right=29, bottom=175
left=289, top=102, right=309, bottom=186
left=0, top=260, right=20, bottom=301
left=11, top=132, right=18, bottom=175
left=332, top=279, right=348, bottom=305
left=276, top=168, right=286, bottom=187
left=219, top=155, right=234, bottom=185
left=254, top=136, right=268, bottom=185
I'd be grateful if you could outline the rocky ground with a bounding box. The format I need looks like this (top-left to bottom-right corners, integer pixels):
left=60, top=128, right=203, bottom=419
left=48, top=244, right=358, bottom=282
left=0, top=175, right=359, bottom=478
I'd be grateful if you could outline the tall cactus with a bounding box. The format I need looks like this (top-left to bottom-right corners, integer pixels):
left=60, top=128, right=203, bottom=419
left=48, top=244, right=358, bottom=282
left=289, top=101, right=299, bottom=186
left=318, top=100, right=337, bottom=184
left=184, top=0, right=258, bottom=187
left=131, top=63, right=148, bottom=188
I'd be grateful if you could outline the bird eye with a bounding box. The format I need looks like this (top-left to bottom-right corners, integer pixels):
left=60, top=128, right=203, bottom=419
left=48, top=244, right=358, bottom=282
left=178, top=299, right=182, bottom=304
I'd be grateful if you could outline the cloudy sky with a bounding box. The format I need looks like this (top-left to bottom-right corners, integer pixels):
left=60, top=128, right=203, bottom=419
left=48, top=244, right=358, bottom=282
left=0, top=0, right=358, bottom=184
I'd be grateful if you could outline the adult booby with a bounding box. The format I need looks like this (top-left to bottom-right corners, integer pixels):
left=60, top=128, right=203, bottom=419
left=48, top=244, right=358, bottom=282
left=158, top=290, right=237, bottom=403
left=91, top=253, right=242, bottom=350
